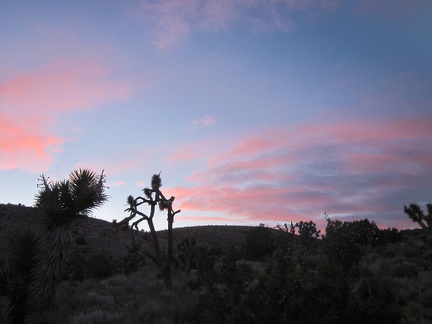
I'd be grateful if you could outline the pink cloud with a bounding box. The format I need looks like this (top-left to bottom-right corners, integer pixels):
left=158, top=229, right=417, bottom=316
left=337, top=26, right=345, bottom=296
left=0, top=60, right=130, bottom=172
left=167, top=117, right=432, bottom=230
left=107, top=181, right=127, bottom=188
left=0, top=60, right=129, bottom=125
left=166, top=139, right=216, bottom=165
left=0, top=117, right=63, bottom=172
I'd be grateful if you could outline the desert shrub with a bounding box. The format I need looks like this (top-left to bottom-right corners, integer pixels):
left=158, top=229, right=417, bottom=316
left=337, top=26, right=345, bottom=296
left=86, top=255, right=114, bottom=279
left=71, top=309, right=122, bottom=324
left=82, top=292, right=114, bottom=310
left=0, top=260, right=8, bottom=296
left=121, top=243, right=146, bottom=274
left=176, top=237, right=196, bottom=272
left=296, top=220, right=321, bottom=250
left=64, top=252, right=86, bottom=281
left=391, top=261, right=421, bottom=278
left=324, top=231, right=361, bottom=272
left=194, top=245, right=219, bottom=287
left=401, top=301, right=427, bottom=324
left=346, top=274, right=400, bottom=323
left=379, top=227, right=403, bottom=244
left=324, top=218, right=381, bottom=272
left=242, top=227, right=276, bottom=261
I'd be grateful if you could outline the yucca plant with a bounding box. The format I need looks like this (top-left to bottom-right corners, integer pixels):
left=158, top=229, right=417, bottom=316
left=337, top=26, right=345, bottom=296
left=34, top=168, right=108, bottom=308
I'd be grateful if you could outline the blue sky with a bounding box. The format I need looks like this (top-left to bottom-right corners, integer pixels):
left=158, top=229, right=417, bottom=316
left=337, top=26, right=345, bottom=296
left=1, top=0, right=431, bottom=231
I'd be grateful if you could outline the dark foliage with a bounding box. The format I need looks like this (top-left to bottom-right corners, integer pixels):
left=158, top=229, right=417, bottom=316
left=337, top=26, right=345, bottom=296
left=176, top=237, right=197, bottom=273
left=85, top=254, right=114, bottom=279
left=121, top=243, right=146, bottom=275
left=35, top=168, right=108, bottom=227
left=379, top=227, right=403, bottom=244
left=3, top=229, right=45, bottom=324
left=242, top=227, right=276, bottom=260
left=324, top=218, right=382, bottom=272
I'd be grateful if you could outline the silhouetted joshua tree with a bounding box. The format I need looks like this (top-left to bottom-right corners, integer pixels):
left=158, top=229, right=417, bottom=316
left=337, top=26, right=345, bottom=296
left=34, top=168, right=108, bottom=307
left=404, top=203, right=432, bottom=232
left=2, top=169, right=108, bottom=323
left=404, top=203, right=432, bottom=246
left=120, top=173, right=181, bottom=289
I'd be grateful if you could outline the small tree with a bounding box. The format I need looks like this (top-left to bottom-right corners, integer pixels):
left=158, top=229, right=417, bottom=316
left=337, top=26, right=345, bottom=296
left=296, top=220, right=321, bottom=250
left=120, top=173, right=181, bottom=289
left=277, top=221, right=320, bottom=250
left=242, top=227, right=276, bottom=261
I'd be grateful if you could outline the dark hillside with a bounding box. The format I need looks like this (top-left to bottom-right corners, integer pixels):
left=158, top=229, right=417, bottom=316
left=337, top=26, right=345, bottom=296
left=0, top=204, right=261, bottom=263
left=0, top=204, right=137, bottom=263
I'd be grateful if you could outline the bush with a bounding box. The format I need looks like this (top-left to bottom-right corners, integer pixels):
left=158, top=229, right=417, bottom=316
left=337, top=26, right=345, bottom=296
left=379, top=227, right=402, bottom=244
left=391, top=261, right=420, bottom=278
left=71, top=309, right=122, bottom=324
left=86, top=255, right=114, bottom=279
left=242, top=227, right=276, bottom=261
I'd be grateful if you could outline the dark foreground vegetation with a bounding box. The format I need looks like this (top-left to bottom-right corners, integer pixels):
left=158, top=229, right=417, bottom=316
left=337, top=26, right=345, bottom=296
left=0, top=170, right=431, bottom=323
left=1, top=208, right=431, bottom=323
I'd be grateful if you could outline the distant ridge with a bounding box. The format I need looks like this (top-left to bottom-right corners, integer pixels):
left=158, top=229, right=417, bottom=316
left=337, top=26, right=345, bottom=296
left=0, top=204, right=261, bottom=263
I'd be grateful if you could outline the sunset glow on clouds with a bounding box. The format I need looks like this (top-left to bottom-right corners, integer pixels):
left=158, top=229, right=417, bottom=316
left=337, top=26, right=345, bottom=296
left=1, top=0, right=431, bottom=231
left=169, top=117, right=432, bottom=228
left=0, top=60, right=129, bottom=172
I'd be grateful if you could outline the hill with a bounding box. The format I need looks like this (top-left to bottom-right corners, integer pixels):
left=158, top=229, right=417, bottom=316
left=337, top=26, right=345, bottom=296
left=0, top=203, right=257, bottom=263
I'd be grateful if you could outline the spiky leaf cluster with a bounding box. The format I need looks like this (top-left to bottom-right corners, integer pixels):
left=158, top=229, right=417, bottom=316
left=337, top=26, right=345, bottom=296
left=127, top=195, right=135, bottom=205
left=35, top=168, right=108, bottom=227
left=151, top=173, right=162, bottom=190
left=143, top=188, right=152, bottom=199
left=159, top=199, right=169, bottom=211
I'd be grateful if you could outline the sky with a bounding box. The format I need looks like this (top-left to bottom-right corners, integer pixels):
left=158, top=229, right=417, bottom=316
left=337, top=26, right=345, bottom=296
left=1, top=0, right=431, bottom=232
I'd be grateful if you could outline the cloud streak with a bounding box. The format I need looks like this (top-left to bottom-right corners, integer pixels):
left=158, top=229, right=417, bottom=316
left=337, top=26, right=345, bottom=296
left=169, top=117, right=432, bottom=228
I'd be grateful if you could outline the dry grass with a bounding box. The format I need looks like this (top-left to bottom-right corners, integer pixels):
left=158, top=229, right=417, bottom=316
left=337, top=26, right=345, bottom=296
left=52, top=264, right=199, bottom=323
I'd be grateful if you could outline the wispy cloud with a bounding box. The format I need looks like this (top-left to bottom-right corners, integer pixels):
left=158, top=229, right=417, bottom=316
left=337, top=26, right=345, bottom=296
left=169, top=117, right=432, bottom=227
left=0, top=60, right=130, bottom=172
left=193, top=114, right=216, bottom=127
left=108, top=181, right=127, bottom=188
left=138, top=0, right=342, bottom=49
